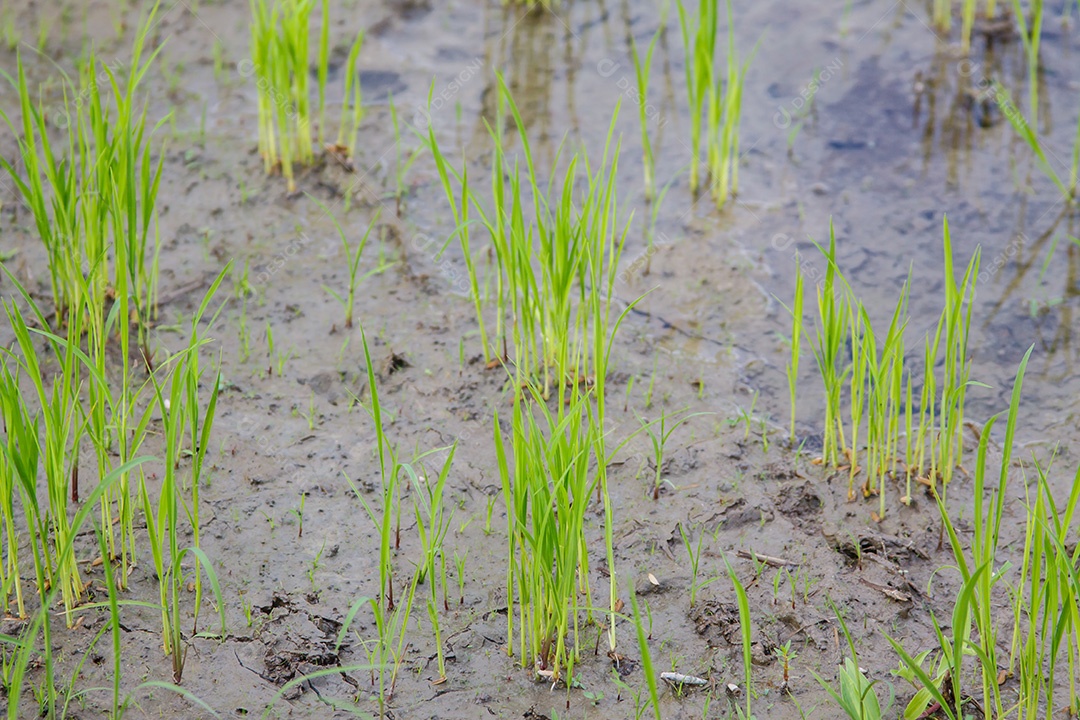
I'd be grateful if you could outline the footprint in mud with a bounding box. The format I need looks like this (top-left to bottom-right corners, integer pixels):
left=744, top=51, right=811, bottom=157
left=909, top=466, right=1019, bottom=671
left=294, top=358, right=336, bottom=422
left=249, top=592, right=354, bottom=699
left=689, top=600, right=742, bottom=646
left=776, top=480, right=823, bottom=520
left=690, top=600, right=777, bottom=665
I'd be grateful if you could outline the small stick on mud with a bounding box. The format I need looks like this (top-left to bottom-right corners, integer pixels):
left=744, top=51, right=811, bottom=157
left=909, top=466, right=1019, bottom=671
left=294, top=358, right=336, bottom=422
left=736, top=550, right=797, bottom=568
left=859, top=577, right=912, bottom=603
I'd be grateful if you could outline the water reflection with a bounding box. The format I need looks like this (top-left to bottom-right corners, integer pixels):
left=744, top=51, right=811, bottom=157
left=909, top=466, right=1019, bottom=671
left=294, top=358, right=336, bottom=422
left=474, top=2, right=590, bottom=164
left=912, top=33, right=1045, bottom=189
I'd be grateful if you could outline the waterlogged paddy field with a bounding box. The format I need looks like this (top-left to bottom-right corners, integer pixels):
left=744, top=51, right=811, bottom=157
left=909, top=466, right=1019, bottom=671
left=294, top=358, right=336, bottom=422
left=1, top=0, right=1079, bottom=718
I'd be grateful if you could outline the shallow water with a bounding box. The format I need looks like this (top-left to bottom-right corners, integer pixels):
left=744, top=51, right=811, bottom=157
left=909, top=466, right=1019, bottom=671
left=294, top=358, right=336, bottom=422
left=1, top=0, right=1079, bottom=718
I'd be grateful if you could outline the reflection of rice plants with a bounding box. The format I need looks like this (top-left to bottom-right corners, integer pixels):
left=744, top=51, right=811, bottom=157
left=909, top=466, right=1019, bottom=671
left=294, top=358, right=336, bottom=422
left=790, top=218, right=977, bottom=517
left=995, top=1, right=1079, bottom=206
left=931, top=0, right=1002, bottom=54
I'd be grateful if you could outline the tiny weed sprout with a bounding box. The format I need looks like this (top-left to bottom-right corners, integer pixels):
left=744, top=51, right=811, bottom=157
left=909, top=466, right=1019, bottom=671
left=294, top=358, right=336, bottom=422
left=639, top=408, right=709, bottom=499
left=311, top=196, right=383, bottom=328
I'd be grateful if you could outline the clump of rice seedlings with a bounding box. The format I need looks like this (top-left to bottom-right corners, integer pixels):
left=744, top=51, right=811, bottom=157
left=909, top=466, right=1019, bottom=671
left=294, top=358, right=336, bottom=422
left=0, top=11, right=165, bottom=353
left=0, top=455, right=151, bottom=717
left=249, top=0, right=364, bottom=192
left=338, top=327, right=439, bottom=712
left=425, top=75, right=630, bottom=397
left=676, top=0, right=757, bottom=207
left=676, top=0, right=716, bottom=196
left=494, top=380, right=599, bottom=682
left=2, top=298, right=90, bottom=626
left=792, top=218, right=979, bottom=515
left=143, top=274, right=228, bottom=681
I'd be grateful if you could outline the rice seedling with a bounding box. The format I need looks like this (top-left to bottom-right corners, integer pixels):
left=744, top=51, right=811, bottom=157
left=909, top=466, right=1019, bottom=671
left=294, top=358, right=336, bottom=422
left=932, top=0, right=952, bottom=31
left=786, top=265, right=803, bottom=441
left=312, top=197, right=382, bottom=329
left=407, top=444, right=457, bottom=682
left=142, top=275, right=229, bottom=681
left=249, top=0, right=364, bottom=192
left=723, top=556, right=755, bottom=719
left=814, top=599, right=892, bottom=720
left=805, top=223, right=847, bottom=468
left=335, top=29, right=365, bottom=164
left=388, top=94, right=424, bottom=216
left=629, top=27, right=662, bottom=202
left=454, top=549, right=468, bottom=606
left=629, top=582, right=663, bottom=720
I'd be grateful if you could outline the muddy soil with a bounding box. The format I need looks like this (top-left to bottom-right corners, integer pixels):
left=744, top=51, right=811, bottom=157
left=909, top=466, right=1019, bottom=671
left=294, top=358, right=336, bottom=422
left=1, top=0, right=1079, bottom=718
